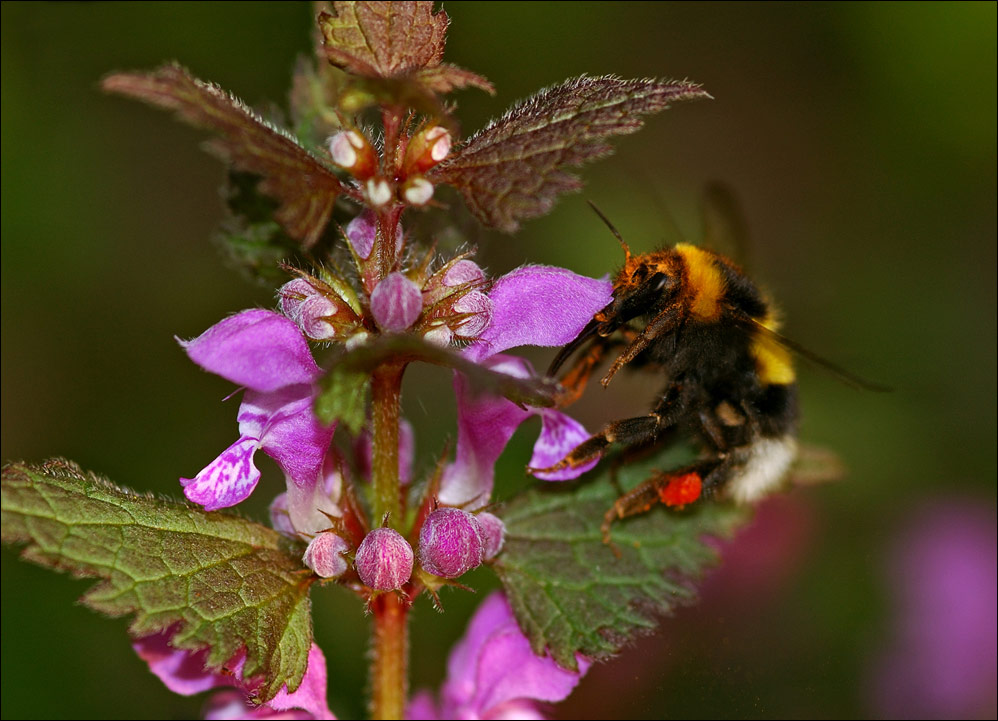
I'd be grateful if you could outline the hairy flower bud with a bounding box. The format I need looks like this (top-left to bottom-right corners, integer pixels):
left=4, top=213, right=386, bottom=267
left=419, top=508, right=485, bottom=579
left=277, top=277, right=359, bottom=342
left=475, top=512, right=506, bottom=561
left=452, top=290, right=493, bottom=338
left=402, top=176, right=435, bottom=206
left=303, top=532, right=350, bottom=579
left=328, top=129, right=376, bottom=179
left=355, top=528, right=413, bottom=590
left=365, top=177, right=394, bottom=208
left=443, top=260, right=486, bottom=288
left=404, top=125, right=451, bottom=175
left=371, top=272, right=423, bottom=332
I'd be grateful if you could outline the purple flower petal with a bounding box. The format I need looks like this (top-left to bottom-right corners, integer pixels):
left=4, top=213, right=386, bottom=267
left=281, top=453, right=344, bottom=535
left=181, top=309, right=320, bottom=391
left=406, top=690, right=439, bottom=720
left=133, top=632, right=222, bottom=696
left=135, top=632, right=335, bottom=719
left=180, top=436, right=261, bottom=511
left=371, top=272, right=424, bottom=332
left=240, top=387, right=334, bottom=490
left=263, top=643, right=336, bottom=720
left=529, top=410, right=599, bottom=481
left=466, top=266, right=612, bottom=362
left=439, top=358, right=533, bottom=508
left=412, top=592, right=590, bottom=719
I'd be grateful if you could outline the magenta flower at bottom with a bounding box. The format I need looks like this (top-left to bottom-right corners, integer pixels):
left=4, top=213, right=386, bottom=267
left=133, top=632, right=336, bottom=719
left=408, top=592, right=591, bottom=720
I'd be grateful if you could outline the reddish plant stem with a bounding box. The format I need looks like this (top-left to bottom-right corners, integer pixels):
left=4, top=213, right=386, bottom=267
left=370, top=592, right=409, bottom=720
left=369, top=360, right=408, bottom=719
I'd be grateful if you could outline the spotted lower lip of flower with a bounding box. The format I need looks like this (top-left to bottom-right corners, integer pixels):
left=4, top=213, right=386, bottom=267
left=179, top=309, right=335, bottom=511
left=439, top=265, right=613, bottom=508
left=407, top=592, right=591, bottom=720
left=133, top=631, right=336, bottom=719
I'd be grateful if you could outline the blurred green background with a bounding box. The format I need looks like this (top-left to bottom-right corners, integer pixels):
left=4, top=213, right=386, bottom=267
left=2, top=2, right=995, bottom=719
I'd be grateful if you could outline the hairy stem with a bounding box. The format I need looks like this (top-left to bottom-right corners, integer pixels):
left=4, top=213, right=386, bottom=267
left=371, top=592, right=409, bottom=720
left=370, top=362, right=405, bottom=528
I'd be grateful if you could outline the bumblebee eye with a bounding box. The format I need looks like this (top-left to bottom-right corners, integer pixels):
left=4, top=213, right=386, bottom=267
left=651, top=273, right=674, bottom=292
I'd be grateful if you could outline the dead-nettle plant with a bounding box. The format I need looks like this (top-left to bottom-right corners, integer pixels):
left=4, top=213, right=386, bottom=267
left=2, top=2, right=759, bottom=719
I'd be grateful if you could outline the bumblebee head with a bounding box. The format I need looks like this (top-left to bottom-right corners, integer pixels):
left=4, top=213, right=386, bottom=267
left=596, top=253, right=681, bottom=335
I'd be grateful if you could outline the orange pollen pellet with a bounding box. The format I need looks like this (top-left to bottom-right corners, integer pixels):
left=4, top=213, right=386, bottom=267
left=659, top=472, right=702, bottom=507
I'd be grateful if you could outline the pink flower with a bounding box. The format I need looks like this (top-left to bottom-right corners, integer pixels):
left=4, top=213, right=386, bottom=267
left=409, top=592, right=591, bottom=719
left=870, top=501, right=997, bottom=719
left=178, top=310, right=335, bottom=512
left=133, top=632, right=336, bottom=719
left=439, top=266, right=613, bottom=508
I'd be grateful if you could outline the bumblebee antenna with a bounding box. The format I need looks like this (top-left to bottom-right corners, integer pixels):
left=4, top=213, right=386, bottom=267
left=587, top=201, right=631, bottom=264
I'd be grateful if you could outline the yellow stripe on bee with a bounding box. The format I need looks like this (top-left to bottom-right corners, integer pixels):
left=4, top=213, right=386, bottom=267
left=751, top=314, right=795, bottom=385
left=675, top=244, right=724, bottom=321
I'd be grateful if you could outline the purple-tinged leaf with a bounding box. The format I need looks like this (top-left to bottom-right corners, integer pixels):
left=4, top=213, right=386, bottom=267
left=102, top=64, right=346, bottom=248
left=0, top=459, right=313, bottom=702
left=318, top=1, right=449, bottom=79
left=431, top=75, right=709, bottom=232
left=318, top=1, right=492, bottom=110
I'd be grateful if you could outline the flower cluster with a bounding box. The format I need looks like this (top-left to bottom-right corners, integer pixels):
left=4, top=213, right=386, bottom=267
left=180, top=240, right=611, bottom=586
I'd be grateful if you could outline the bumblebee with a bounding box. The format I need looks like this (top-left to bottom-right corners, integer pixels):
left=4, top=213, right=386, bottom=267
left=534, top=199, right=814, bottom=546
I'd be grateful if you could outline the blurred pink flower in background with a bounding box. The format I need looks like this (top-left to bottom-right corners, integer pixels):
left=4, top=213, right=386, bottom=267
left=870, top=500, right=997, bottom=719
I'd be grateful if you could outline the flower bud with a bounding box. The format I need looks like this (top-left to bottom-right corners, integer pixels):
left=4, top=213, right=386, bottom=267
left=404, top=125, right=451, bottom=175
left=401, top=177, right=434, bottom=207
left=355, top=528, right=414, bottom=590
left=371, top=272, right=423, bottom=332
left=475, top=512, right=506, bottom=561
left=422, top=324, right=453, bottom=347
left=328, top=129, right=377, bottom=179
left=452, top=290, right=493, bottom=338
left=345, top=211, right=376, bottom=260
left=365, top=177, right=394, bottom=208
left=278, top=278, right=319, bottom=322
left=443, top=259, right=485, bottom=288
left=303, top=532, right=350, bottom=579
left=419, top=508, right=484, bottom=579
left=277, top=277, right=357, bottom=342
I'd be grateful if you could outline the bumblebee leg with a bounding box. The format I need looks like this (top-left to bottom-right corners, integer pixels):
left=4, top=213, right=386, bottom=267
left=530, top=413, right=667, bottom=475
left=601, top=306, right=681, bottom=387
left=555, top=337, right=612, bottom=407
left=601, top=457, right=730, bottom=548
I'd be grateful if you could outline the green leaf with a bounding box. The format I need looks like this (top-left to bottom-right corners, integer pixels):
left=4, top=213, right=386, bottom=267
left=315, top=361, right=371, bottom=434
left=493, top=452, right=748, bottom=669
left=1, top=459, right=313, bottom=701
left=102, top=64, right=346, bottom=248
left=431, top=75, right=709, bottom=232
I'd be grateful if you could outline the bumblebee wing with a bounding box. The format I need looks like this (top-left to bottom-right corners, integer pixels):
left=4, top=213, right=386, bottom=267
left=787, top=443, right=847, bottom=487
left=701, top=181, right=751, bottom=267
left=744, top=318, right=892, bottom=392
